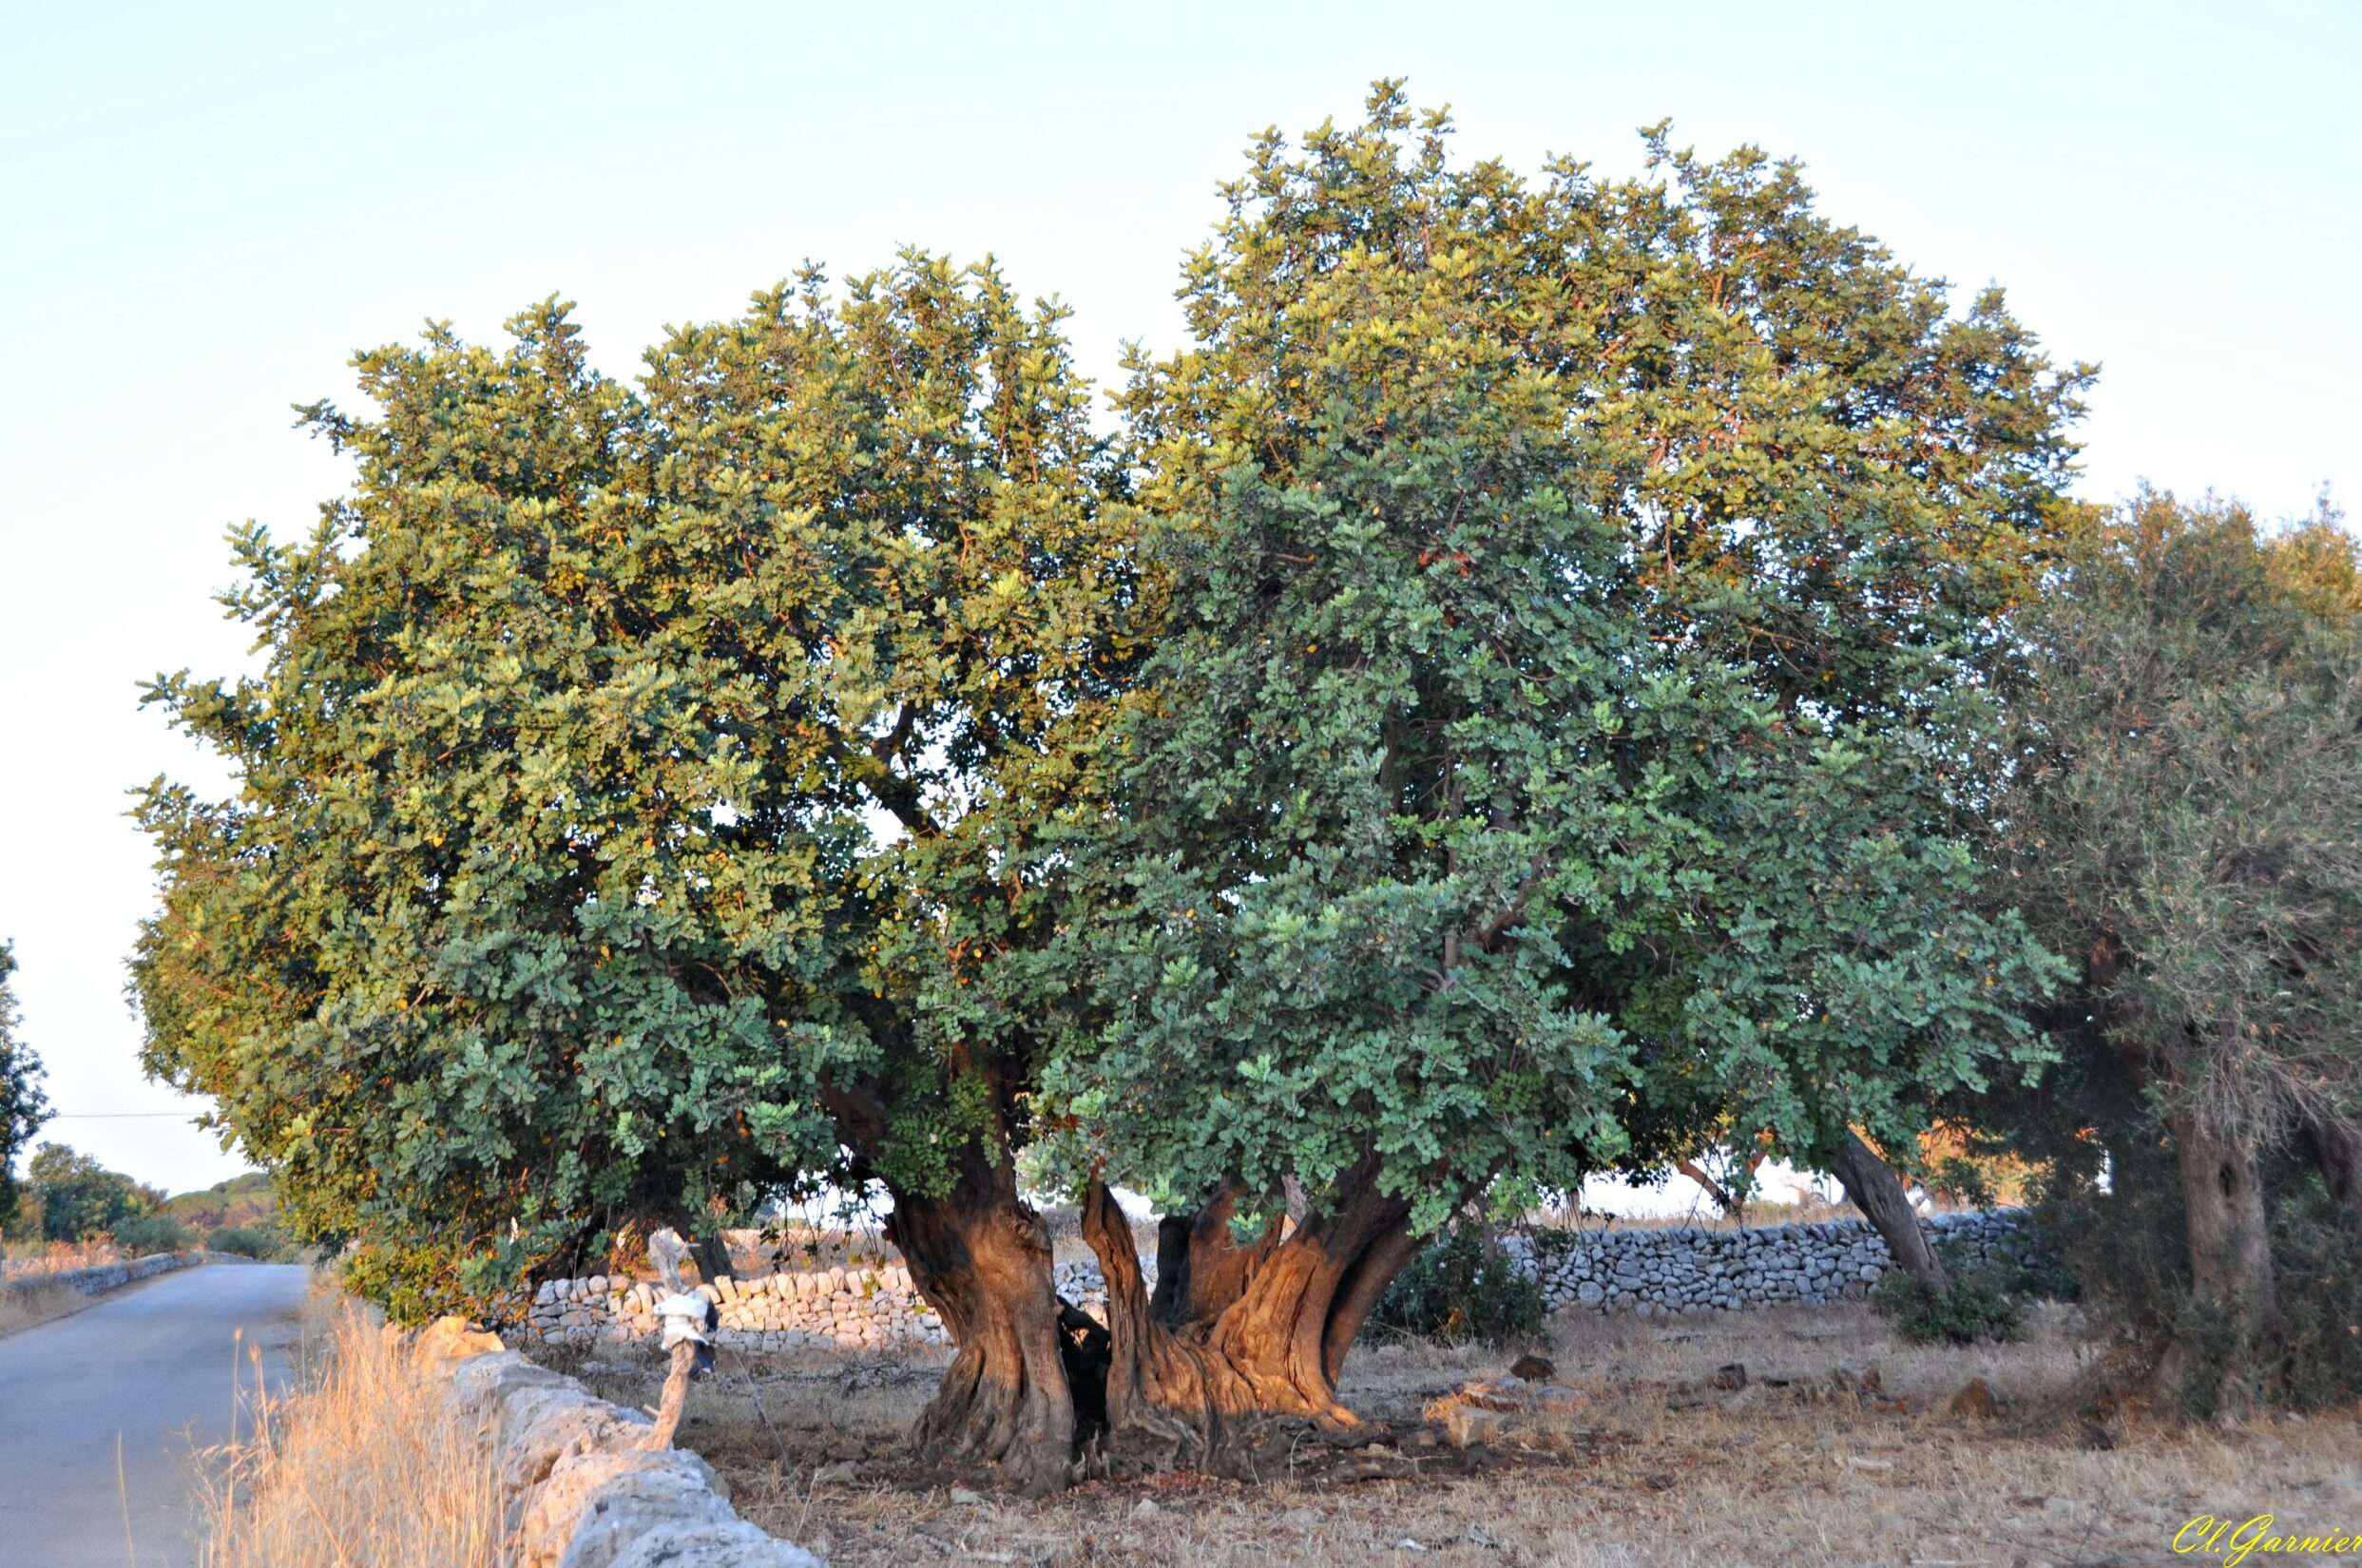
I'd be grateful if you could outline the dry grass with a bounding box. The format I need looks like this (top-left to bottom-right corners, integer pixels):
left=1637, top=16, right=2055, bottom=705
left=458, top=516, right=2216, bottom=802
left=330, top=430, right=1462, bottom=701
left=539, top=1302, right=2362, bottom=1568
left=0, top=1277, right=84, bottom=1336
left=196, top=1301, right=512, bottom=1568
left=1, top=1236, right=127, bottom=1276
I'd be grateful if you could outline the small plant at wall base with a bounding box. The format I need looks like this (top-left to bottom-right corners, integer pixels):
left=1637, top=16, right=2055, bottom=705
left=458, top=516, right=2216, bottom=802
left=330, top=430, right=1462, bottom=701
left=1872, top=1243, right=2028, bottom=1346
left=1368, top=1226, right=1546, bottom=1346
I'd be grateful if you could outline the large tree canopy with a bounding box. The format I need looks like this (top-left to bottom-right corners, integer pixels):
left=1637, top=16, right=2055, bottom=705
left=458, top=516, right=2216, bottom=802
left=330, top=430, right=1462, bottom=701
left=133, top=256, right=1131, bottom=1356
left=1036, top=86, right=2078, bottom=1467
left=139, top=85, right=2095, bottom=1487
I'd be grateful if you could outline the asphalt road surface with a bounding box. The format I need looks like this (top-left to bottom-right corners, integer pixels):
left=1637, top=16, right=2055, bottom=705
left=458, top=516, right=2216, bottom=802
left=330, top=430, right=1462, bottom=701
left=0, top=1263, right=310, bottom=1567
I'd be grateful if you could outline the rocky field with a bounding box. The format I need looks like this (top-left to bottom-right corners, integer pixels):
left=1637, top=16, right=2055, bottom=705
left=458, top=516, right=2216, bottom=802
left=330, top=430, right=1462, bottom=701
left=538, top=1300, right=2361, bottom=1568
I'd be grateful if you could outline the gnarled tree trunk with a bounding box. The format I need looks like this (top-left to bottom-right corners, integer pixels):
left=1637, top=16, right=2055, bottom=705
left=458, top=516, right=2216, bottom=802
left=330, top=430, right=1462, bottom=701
left=2156, top=1106, right=2277, bottom=1409
left=1080, top=1170, right=1416, bottom=1478
left=1828, top=1128, right=1949, bottom=1295
left=1149, top=1187, right=1281, bottom=1329
left=886, top=1148, right=1089, bottom=1494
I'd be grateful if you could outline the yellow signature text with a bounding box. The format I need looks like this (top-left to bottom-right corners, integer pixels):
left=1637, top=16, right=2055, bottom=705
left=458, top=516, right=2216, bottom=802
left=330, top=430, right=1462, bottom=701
left=2176, top=1516, right=2362, bottom=1564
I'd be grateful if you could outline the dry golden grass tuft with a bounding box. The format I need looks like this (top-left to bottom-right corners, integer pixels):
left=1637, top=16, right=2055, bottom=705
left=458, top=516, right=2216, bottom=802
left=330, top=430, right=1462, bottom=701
left=1, top=1236, right=127, bottom=1277
left=196, top=1301, right=512, bottom=1568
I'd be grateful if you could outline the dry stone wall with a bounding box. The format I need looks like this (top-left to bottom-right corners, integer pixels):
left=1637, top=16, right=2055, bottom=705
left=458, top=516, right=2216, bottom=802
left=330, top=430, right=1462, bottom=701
left=519, top=1210, right=2031, bottom=1348
left=524, top=1263, right=950, bottom=1351
left=0, top=1250, right=195, bottom=1302
left=417, top=1318, right=822, bottom=1567
left=1507, top=1208, right=2031, bottom=1317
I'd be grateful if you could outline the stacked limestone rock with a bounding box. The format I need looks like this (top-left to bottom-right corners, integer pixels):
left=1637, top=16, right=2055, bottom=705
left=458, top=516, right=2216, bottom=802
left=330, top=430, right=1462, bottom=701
left=1050, top=1256, right=1155, bottom=1325
left=0, top=1251, right=192, bottom=1304
left=524, top=1264, right=950, bottom=1351
left=519, top=1210, right=2035, bottom=1348
left=417, top=1319, right=821, bottom=1567
left=1503, top=1209, right=2032, bottom=1318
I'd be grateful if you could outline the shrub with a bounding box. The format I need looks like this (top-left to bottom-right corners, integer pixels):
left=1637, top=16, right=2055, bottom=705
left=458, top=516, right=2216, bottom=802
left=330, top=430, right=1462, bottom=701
left=2048, top=1154, right=2362, bottom=1416
left=112, top=1213, right=193, bottom=1254
left=1872, top=1246, right=2027, bottom=1346
left=207, top=1223, right=280, bottom=1260
left=1369, top=1226, right=1546, bottom=1346
left=2263, top=1179, right=2362, bottom=1411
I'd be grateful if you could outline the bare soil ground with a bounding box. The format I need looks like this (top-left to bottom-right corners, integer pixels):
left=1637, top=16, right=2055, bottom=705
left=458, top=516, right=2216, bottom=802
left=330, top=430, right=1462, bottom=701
left=535, top=1302, right=2362, bottom=1568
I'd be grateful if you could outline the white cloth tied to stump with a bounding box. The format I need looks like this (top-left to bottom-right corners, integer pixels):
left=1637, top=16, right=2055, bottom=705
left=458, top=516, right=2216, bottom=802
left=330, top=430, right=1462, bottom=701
left=655, top=1291, right=711, bottom=1349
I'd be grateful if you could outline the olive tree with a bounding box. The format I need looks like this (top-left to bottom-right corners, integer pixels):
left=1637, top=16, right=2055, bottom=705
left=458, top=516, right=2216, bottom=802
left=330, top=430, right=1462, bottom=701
left=0, top=943, right=50, bottom=1231
left=2004, top=490, right=2362, bottom=1400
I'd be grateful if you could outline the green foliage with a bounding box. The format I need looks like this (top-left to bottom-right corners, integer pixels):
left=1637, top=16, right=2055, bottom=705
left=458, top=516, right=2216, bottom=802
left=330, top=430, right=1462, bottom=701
left=133, top=258, right=1132, bottom=1318
left=203, top=1222, right=293, bottom=1260
left=2007, top=490, right=2362, bottom=1156
left=0, top=943, right=50, bottom=1229
left=136, top=84, right=2096, bottom=1339
left=25, top=1143, right=164, bottom=1243
left=1871, top=1257, right=2026, bottom=1346
left=163, top=1172, right=277, bottom=1230
left=1368, top=1225, right=1546, bottom=1345
left=113, top=1213, right=194, bottom=1254
left=1044, top=85, right=2075, bottom=1235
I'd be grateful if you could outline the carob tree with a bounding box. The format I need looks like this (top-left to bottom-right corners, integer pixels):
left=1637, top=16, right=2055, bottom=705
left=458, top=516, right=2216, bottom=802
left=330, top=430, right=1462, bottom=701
left=134, top=85, right=2097, bottom=1488
left=132, top=258, right=1136, bottom=1489
left=1034, top=86, right=2070, bottom=1472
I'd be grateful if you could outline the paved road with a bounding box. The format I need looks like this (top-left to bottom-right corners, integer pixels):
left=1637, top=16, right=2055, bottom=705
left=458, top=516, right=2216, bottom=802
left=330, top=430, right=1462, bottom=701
left=0, top=1263, right=310, bottom=1567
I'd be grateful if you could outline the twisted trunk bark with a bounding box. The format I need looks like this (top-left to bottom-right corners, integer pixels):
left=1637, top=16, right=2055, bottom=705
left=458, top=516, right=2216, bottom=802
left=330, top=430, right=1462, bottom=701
left=1828, top=1128, right=1949, bottom=1295
left=887, top=1150, right=1087, bottom=1494
left=1148, top=1187, right=1280, bottom=1329
left=1080, top=1173, right=1414, bottom=1478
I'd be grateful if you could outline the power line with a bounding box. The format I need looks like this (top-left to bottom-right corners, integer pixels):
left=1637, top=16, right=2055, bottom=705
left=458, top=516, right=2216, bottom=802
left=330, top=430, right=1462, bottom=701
left=44, top=1113, right=203, bottom=1120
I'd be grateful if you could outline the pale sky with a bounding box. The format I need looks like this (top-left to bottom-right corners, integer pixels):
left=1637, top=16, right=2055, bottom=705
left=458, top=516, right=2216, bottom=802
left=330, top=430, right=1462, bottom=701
left=3, top=0, right=2355, bottom=1196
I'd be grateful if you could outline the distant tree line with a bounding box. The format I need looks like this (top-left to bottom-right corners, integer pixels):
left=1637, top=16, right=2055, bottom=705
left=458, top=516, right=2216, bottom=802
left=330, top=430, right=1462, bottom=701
left=0, top=942, right=49, bottom=1233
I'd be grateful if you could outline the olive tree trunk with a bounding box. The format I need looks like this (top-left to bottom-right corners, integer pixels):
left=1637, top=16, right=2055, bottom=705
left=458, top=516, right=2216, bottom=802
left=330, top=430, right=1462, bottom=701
left=2156, top=1106, right=2277, bottom=1407
left=2298, top=1111, right=2362, bottom=1224
left=1827, top=1128, right=1949, bottom=1295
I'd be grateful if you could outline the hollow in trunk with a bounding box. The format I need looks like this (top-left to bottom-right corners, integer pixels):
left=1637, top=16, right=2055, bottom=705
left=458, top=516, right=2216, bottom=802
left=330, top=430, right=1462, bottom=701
left=2156, top=1106, right=2277, bottom=1410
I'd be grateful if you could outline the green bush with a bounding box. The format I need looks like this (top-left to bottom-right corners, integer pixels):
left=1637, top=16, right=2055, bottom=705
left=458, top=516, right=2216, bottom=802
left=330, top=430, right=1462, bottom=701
left=1871, top=1245, right=2027, bottom=1346
left=112, top=1213, right=193, bottom=1254
left=1369, top=1226, right=1546, bottom=1346
left=204, top=1223, right=286, bottom=1260
left=2082, top=1165, right=2362, bottom=1418
left=2263, top=1180, right=2362, bottom=1411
